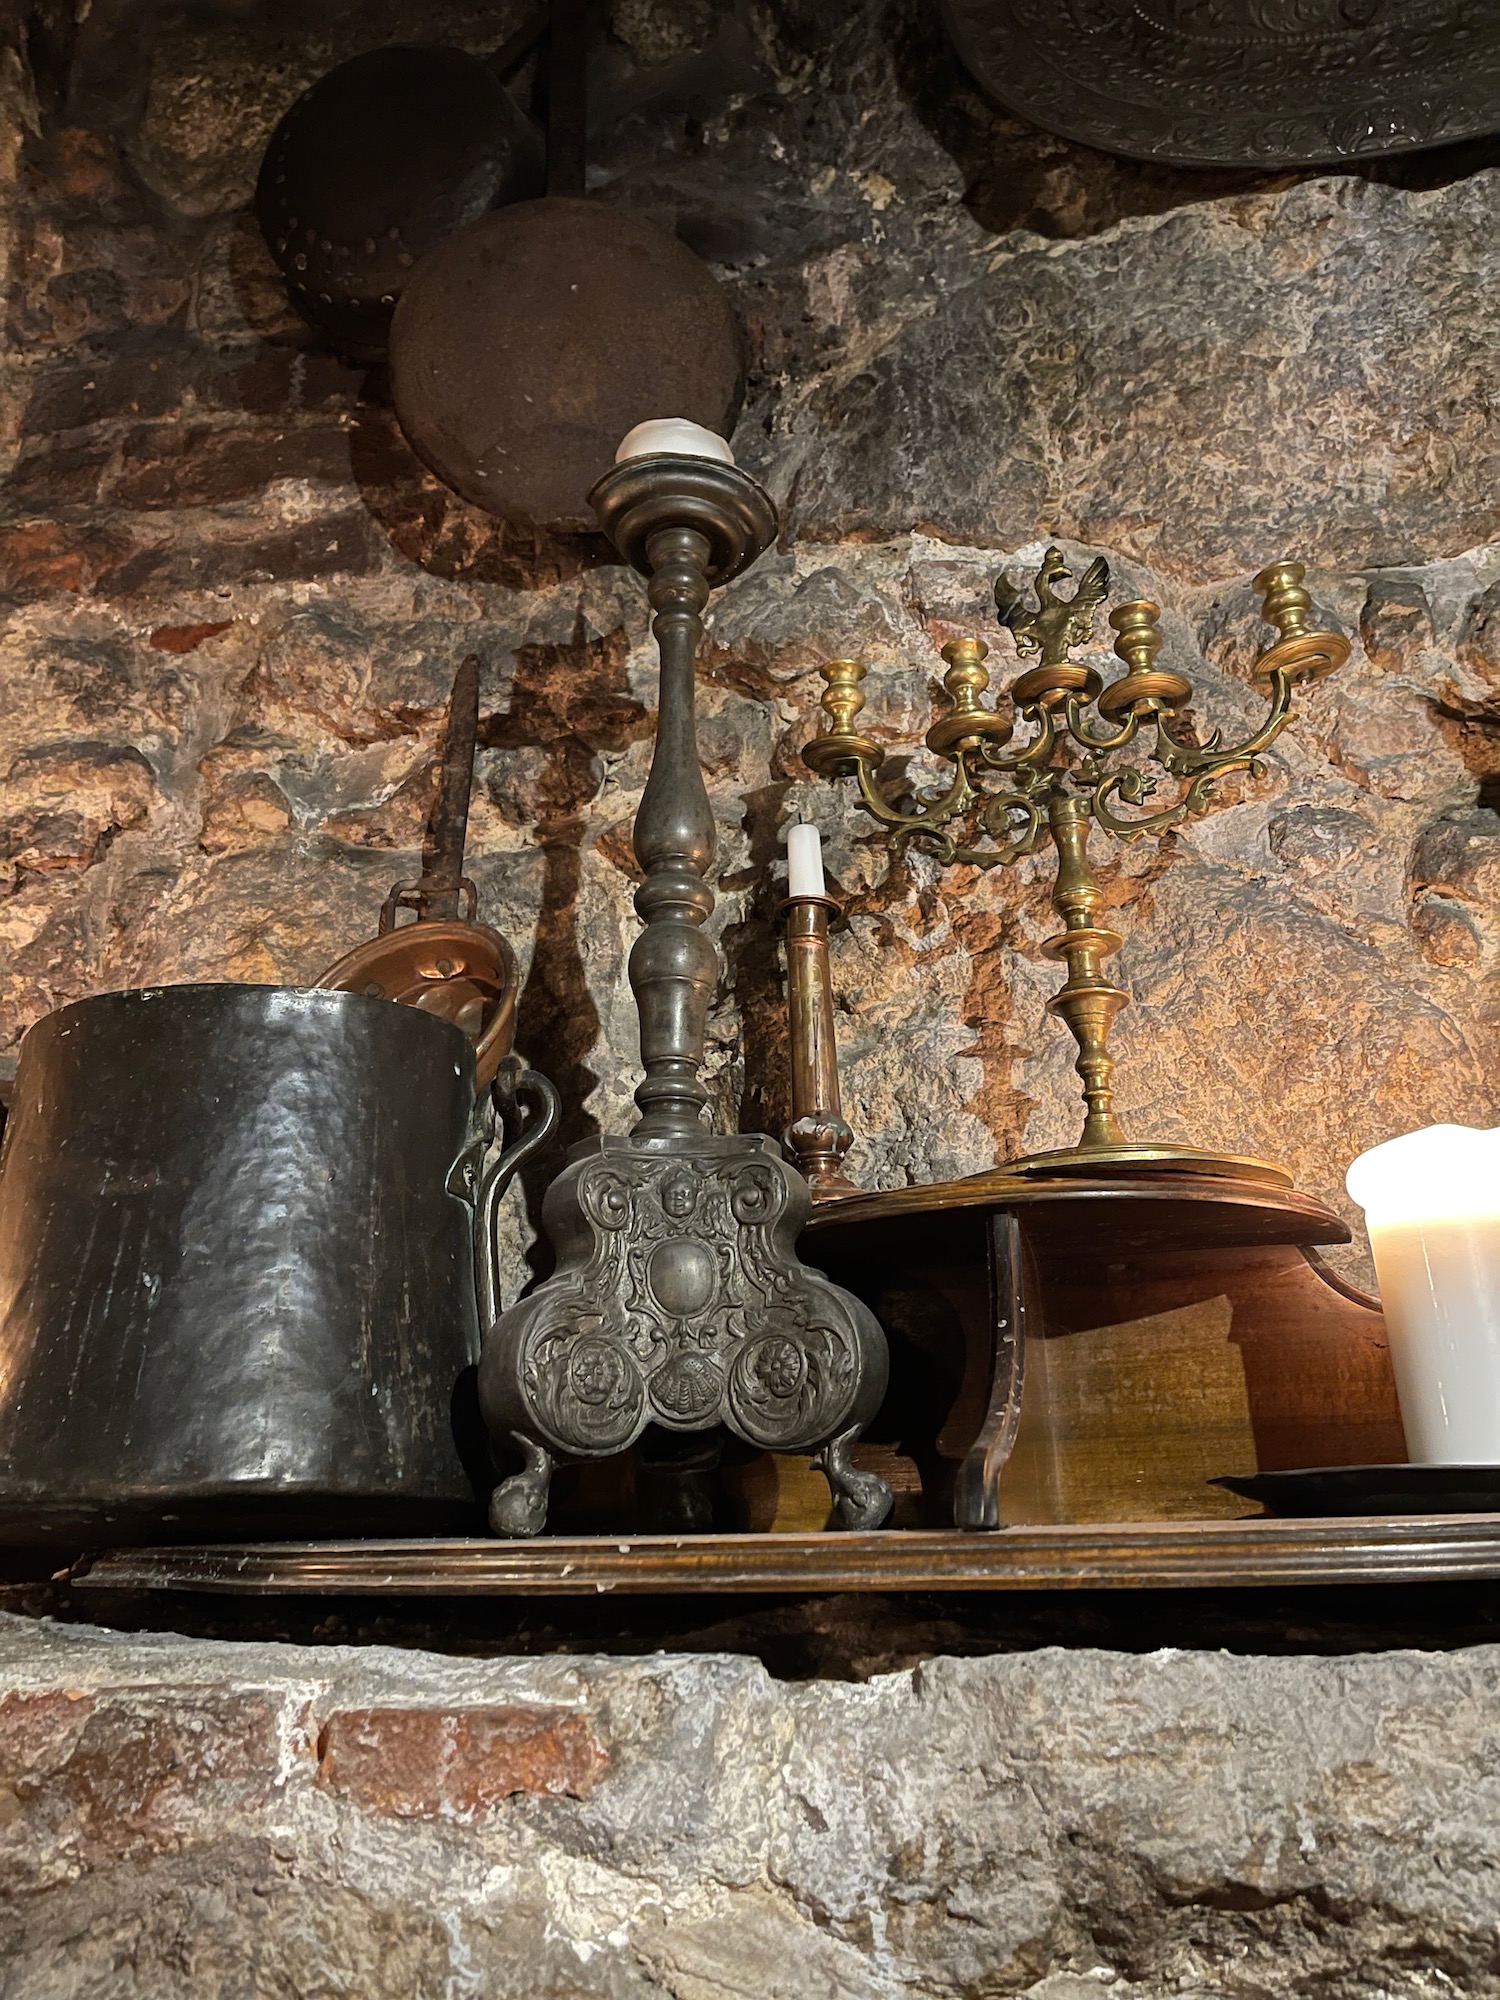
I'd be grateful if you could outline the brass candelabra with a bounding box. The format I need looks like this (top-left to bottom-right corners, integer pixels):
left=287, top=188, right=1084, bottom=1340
left=803, top=553, right=1349, bottom=1183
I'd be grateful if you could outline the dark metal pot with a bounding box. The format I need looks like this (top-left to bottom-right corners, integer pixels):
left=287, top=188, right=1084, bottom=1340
left=388, top=196, right=743, bottom=530
left=0, top=985, right=501, bottom=1545
left=255, top=43, right=547, bottom=363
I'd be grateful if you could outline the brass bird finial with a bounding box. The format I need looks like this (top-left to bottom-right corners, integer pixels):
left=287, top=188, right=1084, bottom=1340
left=995, top=547, right=1110, bottom=668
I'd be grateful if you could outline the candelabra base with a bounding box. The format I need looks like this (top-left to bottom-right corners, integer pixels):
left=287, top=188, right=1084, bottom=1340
left=1004, top=1140, right=1293, bottom=1187
left=478, top=1132, right=893, bottom=1537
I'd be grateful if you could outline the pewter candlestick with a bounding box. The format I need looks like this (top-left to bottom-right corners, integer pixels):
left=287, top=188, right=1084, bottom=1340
left=478, top=441, right=891, bottom=1537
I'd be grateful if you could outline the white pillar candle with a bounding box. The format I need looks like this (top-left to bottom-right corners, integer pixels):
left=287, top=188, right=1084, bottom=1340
left=1346, top=1124, right=1500, bottom=1463
left=786, top=822, right=826, bottom=900
left=615, top=419, right=735, bottom=465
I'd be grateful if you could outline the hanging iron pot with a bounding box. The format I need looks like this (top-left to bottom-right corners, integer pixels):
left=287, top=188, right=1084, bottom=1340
left=386, top=0, right=742, bottom=531
left=254, top=22, right=547, bottom=363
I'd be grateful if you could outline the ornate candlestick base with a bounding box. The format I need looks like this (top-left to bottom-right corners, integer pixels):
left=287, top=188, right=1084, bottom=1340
left=481, top=1132, right=890, bottom=1534
left=478, top=451, right=891, bottom=1537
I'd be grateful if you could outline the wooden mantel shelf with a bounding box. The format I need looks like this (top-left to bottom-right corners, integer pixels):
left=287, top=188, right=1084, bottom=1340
left=69, top=1515, right=1500, bottom=1597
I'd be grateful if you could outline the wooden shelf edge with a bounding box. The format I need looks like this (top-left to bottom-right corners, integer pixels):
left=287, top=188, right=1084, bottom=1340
left=68, top=1515, right=1500, bottom=1596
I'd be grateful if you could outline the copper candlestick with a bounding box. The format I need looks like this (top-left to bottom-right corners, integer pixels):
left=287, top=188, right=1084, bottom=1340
left=781, top=891, right=859, bottom=1200
left=803, top=555, right=1349, bottom=1183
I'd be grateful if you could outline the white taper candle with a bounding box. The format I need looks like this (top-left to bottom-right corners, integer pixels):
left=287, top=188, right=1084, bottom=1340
left=786, top=822, right=826, bottom=900
left=1346, top=1123, right=1500, bottom=1463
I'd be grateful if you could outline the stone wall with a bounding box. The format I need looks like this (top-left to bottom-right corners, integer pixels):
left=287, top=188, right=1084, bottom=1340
left=3, top=1608, right=1500, bottom=1997
left=2, top=3, right=1497, bottom=1284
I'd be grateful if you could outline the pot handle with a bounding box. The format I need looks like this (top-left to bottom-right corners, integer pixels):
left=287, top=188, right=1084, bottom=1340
left=472, top=974, right=520, bottom=1093
left=475, top=1060, right=561, bottom=1331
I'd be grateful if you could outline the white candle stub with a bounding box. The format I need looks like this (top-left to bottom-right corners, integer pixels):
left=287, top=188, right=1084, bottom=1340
left=615, top=419, right=735, bottom=466
left=1346, top=1123, right=1500, bottom=1463
left=786, top=822, right=826, bottom=900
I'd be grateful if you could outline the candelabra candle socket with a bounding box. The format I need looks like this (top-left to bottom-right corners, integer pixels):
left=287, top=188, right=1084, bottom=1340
left=927, top=639, right=1014, bottom=756
left=780, top=892, right=859, bottom=1200
left=1252, top=561, right=1352, bottom=684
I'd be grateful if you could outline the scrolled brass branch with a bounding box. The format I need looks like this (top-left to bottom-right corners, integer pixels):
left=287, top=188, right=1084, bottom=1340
left=804, top=650, right=1009, bottom=865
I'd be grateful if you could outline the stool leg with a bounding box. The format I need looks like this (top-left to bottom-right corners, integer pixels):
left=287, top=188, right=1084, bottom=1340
left=815, top=1424, right=893, bottom=1530
left=954, top=1211, right=1031, bottom=1529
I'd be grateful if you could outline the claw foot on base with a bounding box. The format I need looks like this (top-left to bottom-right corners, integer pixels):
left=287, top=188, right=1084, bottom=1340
left=815, top=1426, right=894, bottom=1530
left=488, top=1433, right=554, bottom=1538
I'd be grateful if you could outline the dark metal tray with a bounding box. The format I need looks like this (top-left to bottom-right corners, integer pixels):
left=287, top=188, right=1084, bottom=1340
left=1216, top=1465, right=1500, bottom=1518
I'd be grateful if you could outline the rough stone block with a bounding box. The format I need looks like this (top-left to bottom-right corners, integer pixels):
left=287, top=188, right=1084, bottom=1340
left=0, top=1617, right=1498, bottom=1994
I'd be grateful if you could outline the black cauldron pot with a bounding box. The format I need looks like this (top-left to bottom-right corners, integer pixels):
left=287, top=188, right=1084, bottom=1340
left=0, top=984, right=496, bottom=1545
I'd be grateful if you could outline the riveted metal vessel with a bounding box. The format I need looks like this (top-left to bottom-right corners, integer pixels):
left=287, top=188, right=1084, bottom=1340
left=0, top=985, right=491, bottom=1545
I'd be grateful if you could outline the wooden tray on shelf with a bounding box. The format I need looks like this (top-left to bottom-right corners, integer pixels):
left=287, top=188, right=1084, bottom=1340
left=58, top=1164, right=1415, bottom=1597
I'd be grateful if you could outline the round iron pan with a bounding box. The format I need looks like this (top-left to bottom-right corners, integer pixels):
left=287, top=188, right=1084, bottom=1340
left=255, top=44, right=545, bottom=362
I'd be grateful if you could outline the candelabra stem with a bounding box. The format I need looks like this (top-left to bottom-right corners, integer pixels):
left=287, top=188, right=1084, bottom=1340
left=1043, top=796, right=1127, bottom=1152
left=782, top=895, right=859, bottom=1198
left=630, top=525, right=718, bottom=1139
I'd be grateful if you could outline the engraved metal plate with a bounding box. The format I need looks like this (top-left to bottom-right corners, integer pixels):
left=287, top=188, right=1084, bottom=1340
left=940, top=0, right=1500, bottom=168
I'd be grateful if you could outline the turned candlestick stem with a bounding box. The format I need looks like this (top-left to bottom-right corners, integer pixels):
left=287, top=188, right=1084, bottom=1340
left=1043, top=794, right=1128, bottom=1152
left=628, top=521, right=718, bottom=1137
left=781, top=892, right=859, bottom=1199
left=587, top=452, right=779, bottom=1136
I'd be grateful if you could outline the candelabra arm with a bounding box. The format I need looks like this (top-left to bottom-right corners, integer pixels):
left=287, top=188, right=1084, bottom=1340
left=805, top=658, right=976, bottom=851
left=1064, top=696, right=1142, bottom=754
left=820, top=753, right=982, bottom=868
left=1154, top=666, right=1296, bottom=779
left=1090, top=771, right=1185, bottom=840
left=980, top=703, right=1057, bottom=772
left=946, top=781, right=1047, bottom=869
